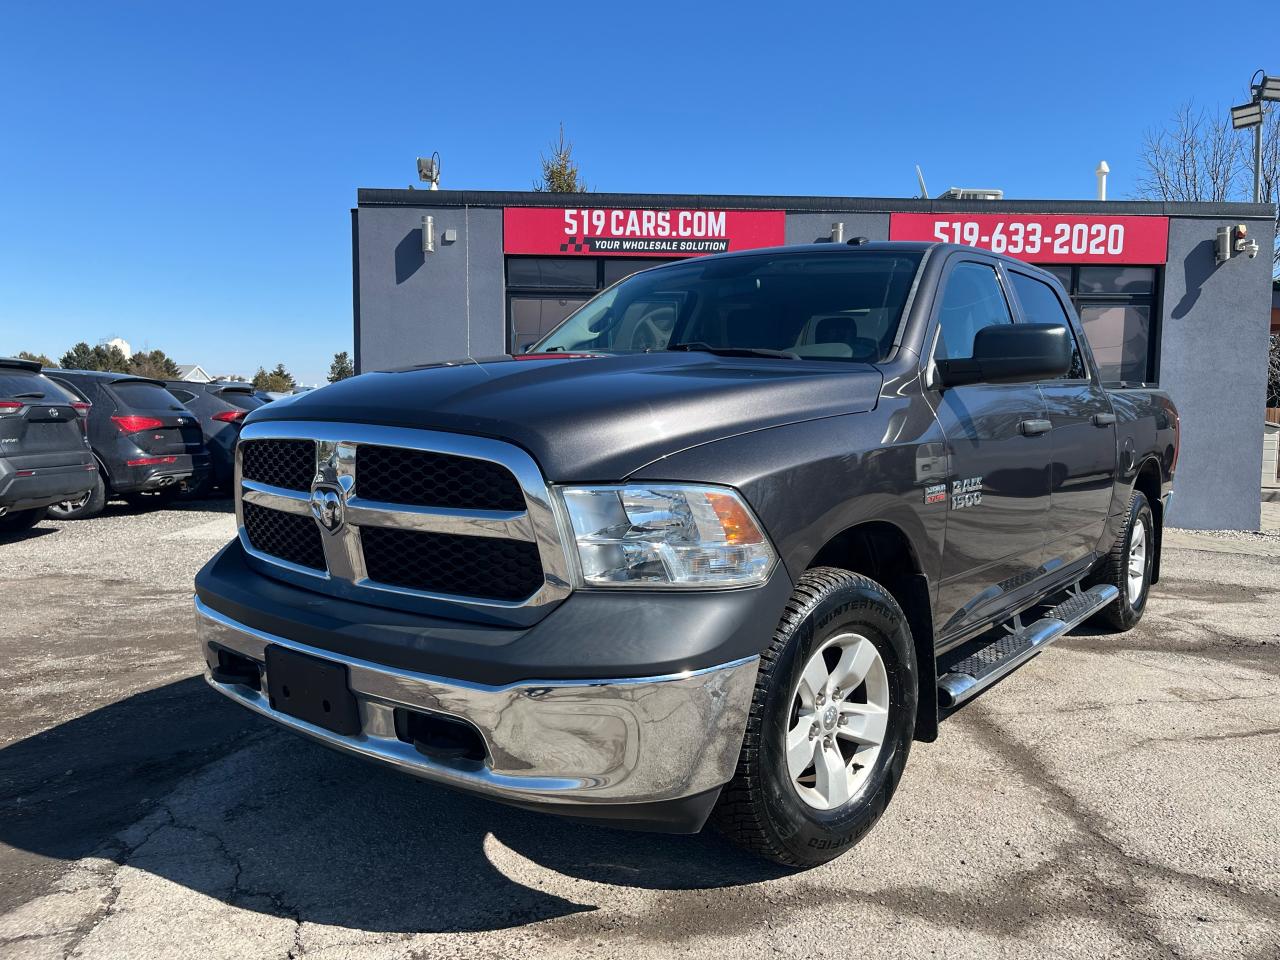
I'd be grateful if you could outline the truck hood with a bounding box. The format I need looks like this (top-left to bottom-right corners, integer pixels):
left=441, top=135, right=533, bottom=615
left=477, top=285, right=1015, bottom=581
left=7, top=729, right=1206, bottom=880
left=251, top=353, right=883, bottom=480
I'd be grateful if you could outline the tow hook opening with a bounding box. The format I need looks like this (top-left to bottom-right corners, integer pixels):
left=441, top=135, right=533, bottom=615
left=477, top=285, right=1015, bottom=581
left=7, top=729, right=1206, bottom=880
left=394, top=708, right=488, bottom=765
left=210, top=646, right=262, bottom=690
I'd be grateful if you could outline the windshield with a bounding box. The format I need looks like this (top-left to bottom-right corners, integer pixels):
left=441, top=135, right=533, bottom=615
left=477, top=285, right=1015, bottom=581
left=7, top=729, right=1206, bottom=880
left=532, top=250, right=923, bottom=362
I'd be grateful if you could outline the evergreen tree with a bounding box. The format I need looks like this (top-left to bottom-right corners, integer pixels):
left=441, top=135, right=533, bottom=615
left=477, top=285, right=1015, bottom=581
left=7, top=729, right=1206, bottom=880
left=252, top=364, right=297, bottom=392
left=59, top=342, right=129, bottom=372
left=328, top=351, right=354, bottom=382
left=60, top=342, right=98, bottom=370
left=128, top=349, right=181, bottom=380
left=533, top=123, right=588, bottom=193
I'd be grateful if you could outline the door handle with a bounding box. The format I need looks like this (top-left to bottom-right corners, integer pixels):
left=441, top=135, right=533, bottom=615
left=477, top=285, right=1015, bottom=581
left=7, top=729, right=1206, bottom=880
left=1092, top=412, right=1117, bottom=426
left=1019, top=419, right=1052, bottom=436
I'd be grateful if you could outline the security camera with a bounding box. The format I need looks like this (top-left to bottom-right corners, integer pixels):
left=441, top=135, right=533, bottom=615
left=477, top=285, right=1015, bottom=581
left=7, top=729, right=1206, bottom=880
left=1216, top=223, right=1260, bottom=262
left=1235, top=224, right=1260, bottom=259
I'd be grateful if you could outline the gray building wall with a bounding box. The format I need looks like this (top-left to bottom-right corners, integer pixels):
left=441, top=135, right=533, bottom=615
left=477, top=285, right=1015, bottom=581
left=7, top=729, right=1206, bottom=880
left=355, top=205, right=504, bottom=374
left=1158, top=216, right=1275, bottom=530
left=784, top=212, right=889, bottom=246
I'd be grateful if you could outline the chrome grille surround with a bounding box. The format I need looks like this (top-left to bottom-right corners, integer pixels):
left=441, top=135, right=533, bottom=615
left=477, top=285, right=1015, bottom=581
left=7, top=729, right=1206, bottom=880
left=235, top=421, right=573, bottom=624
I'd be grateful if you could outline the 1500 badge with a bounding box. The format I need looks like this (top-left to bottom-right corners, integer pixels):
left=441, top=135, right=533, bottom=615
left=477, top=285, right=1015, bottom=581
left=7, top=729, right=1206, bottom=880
left=952, top=476, right=983, bottom=509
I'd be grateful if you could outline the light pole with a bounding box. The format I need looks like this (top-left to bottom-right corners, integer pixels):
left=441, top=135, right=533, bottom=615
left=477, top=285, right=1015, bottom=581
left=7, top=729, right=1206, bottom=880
left=1232, top=71, right=1280, bottom=203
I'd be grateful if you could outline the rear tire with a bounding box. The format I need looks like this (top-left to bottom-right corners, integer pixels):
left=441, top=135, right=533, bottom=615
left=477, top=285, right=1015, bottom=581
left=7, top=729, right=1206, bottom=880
left=47, top=471, right=106, bottom=520
left=0, top=507, right=48, bottom=535
left=712, top=567, right=917, bottom=867
left=1087, top=491, right=1154, bottom=632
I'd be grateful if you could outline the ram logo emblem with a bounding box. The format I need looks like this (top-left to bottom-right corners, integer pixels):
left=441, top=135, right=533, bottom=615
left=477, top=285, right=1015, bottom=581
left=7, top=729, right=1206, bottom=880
left=310, top=485, right=345, bottom=532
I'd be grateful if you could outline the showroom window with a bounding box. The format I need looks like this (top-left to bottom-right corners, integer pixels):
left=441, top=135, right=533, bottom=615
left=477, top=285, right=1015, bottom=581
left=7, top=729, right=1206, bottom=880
left=505, top=256, right=675, bottom=353
left=1036, top=265, right=1159, bottom=385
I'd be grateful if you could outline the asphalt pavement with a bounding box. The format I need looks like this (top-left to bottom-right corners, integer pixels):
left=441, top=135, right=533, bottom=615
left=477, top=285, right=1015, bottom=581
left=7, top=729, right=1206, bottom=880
left=0, top=499, right=1277, bottom=959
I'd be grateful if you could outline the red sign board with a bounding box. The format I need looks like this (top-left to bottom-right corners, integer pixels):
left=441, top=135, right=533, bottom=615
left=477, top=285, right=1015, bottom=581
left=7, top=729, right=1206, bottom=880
left=889, top=213, right=1169, bottom=264
left=504, top=206, right=786, bottom=258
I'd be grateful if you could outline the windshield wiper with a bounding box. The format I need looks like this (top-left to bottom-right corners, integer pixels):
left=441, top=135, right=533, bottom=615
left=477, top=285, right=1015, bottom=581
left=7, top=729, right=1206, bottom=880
left=668, top=341, right=799, bottom=360
left=12, top=391, right=45, bottom=399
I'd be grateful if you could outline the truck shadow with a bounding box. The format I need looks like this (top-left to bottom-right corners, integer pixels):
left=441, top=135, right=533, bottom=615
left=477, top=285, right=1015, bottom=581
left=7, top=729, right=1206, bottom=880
left=0, top=676, right=785, bottom=934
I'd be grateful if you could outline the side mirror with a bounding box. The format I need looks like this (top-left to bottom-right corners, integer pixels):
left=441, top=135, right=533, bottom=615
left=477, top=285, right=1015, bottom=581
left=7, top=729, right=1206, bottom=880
left=937, top=323, right=1072, bottom=388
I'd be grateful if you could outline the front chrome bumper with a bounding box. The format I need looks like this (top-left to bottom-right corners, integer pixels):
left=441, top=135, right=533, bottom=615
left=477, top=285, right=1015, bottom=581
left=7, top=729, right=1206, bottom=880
left=195, top=598, right=757, bottom=814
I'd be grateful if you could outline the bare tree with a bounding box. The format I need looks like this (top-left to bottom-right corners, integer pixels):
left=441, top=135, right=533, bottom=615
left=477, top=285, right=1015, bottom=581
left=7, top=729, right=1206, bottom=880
left=1256, top=109, right=1280, bottom=245
left=1137, top=101, right=1280, bottom=274
left=1136, top=103, right=1242, bottom=202
left=1269, top=334, right=1280, bottom=406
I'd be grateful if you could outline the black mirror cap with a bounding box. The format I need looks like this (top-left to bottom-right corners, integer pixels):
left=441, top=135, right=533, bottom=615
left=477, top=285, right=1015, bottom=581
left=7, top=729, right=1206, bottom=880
left=938, top=323, right=1073, bottom=388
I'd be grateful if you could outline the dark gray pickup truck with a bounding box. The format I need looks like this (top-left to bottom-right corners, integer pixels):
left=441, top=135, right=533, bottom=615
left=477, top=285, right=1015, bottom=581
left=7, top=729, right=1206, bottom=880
left=194, top=242, right=1177, bottom=866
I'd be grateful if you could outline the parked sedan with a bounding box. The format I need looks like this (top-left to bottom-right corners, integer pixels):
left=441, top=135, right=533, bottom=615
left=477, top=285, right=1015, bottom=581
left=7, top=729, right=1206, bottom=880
left=164, top=381, right=265, bottom=493
left=44, top=369, right=210, bottom=519
left=0, top=358, right=96, bottom=534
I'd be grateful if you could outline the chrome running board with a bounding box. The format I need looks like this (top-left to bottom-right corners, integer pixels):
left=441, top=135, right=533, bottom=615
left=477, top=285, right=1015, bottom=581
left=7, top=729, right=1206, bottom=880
left=937, top=583, right=1119, bottom=708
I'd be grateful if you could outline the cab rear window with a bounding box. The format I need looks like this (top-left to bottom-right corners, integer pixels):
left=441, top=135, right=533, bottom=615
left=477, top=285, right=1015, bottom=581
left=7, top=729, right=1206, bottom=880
left=108, top=381, right=186, bottom=411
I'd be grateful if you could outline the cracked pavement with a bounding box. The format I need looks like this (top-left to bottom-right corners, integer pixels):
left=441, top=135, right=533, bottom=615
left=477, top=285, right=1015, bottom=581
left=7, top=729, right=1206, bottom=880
left=0, top=499, right=1277, bottom=959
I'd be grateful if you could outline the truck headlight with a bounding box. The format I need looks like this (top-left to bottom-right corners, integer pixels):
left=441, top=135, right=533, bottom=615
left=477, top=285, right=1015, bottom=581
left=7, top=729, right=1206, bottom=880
left=559, top=484, right=776, bottom=588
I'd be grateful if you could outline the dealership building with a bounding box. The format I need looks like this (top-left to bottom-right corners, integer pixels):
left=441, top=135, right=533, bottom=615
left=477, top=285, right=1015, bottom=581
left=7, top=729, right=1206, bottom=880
left=350, top=189, right=1276, bottom=530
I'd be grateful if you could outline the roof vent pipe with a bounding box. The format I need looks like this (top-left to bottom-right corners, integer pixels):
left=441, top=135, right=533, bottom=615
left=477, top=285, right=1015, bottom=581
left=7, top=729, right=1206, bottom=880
left=1095, top=160, right=1110, bottom=201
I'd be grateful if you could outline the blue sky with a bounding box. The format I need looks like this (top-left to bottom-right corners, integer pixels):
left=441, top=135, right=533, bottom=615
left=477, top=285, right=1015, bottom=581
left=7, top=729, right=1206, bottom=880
left=0, top=1, right=1274, bottom=384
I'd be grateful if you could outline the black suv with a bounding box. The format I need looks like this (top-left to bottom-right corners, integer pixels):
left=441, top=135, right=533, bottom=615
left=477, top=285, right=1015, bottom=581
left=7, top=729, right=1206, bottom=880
left=44, top=369, right=210, bottom=519
left=164, top=381, right=264, bottom=493
left=0, top=358, right=96, bottom=534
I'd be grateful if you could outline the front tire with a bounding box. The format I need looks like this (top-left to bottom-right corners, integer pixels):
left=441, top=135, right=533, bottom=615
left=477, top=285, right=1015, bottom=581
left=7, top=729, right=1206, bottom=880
left=712, top=567, right=917, bottom=867
left=1088, top=492, right=1154, bottom=632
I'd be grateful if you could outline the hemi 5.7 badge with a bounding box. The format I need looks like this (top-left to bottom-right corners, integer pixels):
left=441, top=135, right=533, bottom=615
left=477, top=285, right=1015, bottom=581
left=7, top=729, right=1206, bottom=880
left=924, top=484, right=947, bottom=505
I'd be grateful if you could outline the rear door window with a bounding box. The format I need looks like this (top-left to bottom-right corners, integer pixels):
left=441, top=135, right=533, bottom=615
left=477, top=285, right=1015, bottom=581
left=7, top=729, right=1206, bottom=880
left=108, top=381, right=188, bottom=411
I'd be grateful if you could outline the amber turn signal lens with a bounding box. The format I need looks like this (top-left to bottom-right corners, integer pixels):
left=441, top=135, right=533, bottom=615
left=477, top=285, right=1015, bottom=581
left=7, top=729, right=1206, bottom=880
left=706, top=491, right=765, bottom=545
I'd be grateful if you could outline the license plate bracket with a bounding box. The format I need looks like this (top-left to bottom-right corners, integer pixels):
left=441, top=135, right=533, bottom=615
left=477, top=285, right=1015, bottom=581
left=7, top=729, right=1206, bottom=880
left=264, top=646, right=361, bottom=736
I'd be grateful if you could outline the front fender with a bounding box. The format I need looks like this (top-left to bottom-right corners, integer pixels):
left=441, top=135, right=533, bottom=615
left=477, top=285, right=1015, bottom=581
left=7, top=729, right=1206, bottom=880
left=626, top=403, right=946, bottom=592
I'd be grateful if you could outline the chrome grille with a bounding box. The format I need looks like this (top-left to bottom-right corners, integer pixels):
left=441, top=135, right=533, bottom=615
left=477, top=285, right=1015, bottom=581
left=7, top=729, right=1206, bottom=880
left=241, top=439, right=316, bottom=491
left=234, top=423, right=571, bottom=621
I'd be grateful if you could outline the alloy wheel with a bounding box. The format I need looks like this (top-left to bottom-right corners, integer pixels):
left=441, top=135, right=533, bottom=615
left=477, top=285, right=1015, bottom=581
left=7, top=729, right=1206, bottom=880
left=57, top=491, right=91, bottom=512
left=1127, top=518, right=1147, bottom=605
left=786, top=631, right=890, bottom=811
